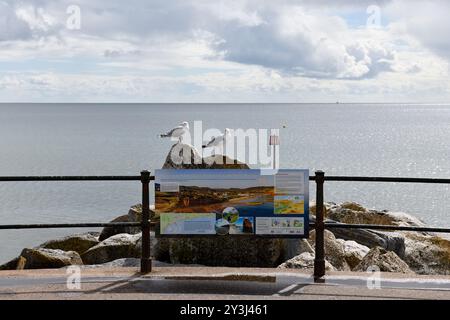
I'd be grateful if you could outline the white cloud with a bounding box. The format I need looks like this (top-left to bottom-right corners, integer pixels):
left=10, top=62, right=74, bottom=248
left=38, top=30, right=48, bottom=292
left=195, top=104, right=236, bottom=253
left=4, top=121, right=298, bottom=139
left=386, top=1, right=450, bottom=60
left=0, top=0, right=449, bottom=102
left=215, top=5, right=396, bottom=79
left=0, top=1, right=32, bottom=41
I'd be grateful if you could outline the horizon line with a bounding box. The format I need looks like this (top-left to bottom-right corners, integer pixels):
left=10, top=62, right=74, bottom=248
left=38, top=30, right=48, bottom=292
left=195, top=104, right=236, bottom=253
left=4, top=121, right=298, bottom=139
left=1, top=102, right=450, bottom=105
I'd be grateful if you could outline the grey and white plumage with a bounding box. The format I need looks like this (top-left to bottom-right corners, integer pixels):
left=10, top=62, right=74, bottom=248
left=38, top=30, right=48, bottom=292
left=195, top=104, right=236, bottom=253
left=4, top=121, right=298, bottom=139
left=202, top=128, right=231, bottom=149
left=160, top=121, right=189, bottom=142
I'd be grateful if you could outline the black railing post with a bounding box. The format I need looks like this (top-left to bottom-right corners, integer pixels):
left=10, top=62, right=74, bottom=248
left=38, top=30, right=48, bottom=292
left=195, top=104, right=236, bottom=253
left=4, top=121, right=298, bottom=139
left=140, top=170, right=152, bottom=273
left=314, top=170, right=325, bottom=282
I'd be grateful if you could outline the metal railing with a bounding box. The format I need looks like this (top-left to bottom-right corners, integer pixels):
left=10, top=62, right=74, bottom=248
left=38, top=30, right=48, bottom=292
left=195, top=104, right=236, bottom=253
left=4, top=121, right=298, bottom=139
left=311, top=171, right=450, bottom=282
left=1, top=170, right=450, bottom=279
left=0, top=171, right=154, bottom=273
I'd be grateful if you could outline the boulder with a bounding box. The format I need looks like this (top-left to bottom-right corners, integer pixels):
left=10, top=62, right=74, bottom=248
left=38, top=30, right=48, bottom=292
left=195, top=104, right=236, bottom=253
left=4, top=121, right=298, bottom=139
left=98, top=204, right=156, bottom=241
left=309, top=229, right=351, bottom=271
left=39, top=232, right=100, bottom=255
left=278, top=252, right=335, bottom=271
left=0, top=257, right=21, bottom=270
left=81, top=233, right=141, bottom=265
left=354, top=247, right=412, bottom=273
left=155, top=236, right=320, bottom=267
left=157, top=237, right=287, bottom=267
left=162, top=143, right=249, bottom=169
left=336, top=239, right=370, bottom=270
left=18, top=248, right=83, bottom=269
left=327, top=226, right=406, bottom=259
left=327, top=201, right=425, bottom=227
left=403, top=233, right=450, bottom=275
left=98, top=214, right=135, bottom=242
left=282, top=239, right=315, bottom=261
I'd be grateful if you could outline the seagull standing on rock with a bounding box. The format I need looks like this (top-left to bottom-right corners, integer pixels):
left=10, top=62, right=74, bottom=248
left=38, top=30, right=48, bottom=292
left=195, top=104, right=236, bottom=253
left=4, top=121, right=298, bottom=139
left=202, top=128, right=231, bottom=155
left=160, top=121, right=189, bottom=143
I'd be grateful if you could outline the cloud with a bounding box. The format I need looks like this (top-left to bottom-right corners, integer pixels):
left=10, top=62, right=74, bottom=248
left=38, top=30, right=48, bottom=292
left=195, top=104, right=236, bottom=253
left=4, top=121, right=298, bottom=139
left=1, top=1, right=398, bottom=79
left=386, top=1, right=450, bottom=61
left=0, top=0, right=449, bottom=102
left=0, top=1, right=32, bottom=41
left=215, top=5, right=396, bottom=79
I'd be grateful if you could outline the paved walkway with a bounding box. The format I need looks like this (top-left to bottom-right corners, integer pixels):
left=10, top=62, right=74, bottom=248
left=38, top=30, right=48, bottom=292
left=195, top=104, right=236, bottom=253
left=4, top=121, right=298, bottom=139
left=1, top=267, right=450, bottom=300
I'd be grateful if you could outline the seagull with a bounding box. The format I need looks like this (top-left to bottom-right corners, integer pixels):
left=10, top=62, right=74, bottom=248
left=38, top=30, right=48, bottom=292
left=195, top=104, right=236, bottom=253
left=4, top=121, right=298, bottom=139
left=160, top=121, right=189, bottom=143
left=202, top=128, right=231, bottom=152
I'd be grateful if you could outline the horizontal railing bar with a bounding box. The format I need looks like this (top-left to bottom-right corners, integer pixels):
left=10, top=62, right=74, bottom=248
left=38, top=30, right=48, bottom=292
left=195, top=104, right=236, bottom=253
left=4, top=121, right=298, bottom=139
left=324, top=222, right=450, bottom=233
left=0, top=176, right=155, bottom=182
left=0, top=175, right=447, bottom=183
left=0, top=222, right=151, bottom=230
left=321, top=176, right=450, bottom=184
left=1, top=221, right=448, bottom=233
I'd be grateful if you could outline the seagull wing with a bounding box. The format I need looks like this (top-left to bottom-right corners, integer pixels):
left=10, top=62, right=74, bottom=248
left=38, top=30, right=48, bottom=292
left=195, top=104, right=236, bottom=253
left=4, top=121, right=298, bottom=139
left=203, top=133, right=225, bottom=148
left=203, top=136, right=217, bottom=148
left=161, top=125, right=183, bottom=138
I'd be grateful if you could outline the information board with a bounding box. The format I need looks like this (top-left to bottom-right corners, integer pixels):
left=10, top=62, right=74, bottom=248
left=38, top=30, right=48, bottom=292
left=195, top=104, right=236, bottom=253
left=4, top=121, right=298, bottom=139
left=155, top=169, right=309, bottom=238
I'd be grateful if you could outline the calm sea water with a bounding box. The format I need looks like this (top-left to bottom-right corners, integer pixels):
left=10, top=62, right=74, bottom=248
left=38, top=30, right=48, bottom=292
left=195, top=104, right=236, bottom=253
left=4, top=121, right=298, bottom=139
left=1, top=103, right=450, bottom=263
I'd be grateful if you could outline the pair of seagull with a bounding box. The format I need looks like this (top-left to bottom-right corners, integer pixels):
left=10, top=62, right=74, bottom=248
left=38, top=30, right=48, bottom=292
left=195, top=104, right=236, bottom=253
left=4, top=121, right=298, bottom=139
left=160, top=121, right=231, bottom=149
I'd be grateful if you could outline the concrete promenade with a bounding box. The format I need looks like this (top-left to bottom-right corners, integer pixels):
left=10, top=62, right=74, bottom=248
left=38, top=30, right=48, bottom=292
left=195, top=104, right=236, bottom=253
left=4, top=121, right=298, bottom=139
left=1, top=266, right=450, bottom=300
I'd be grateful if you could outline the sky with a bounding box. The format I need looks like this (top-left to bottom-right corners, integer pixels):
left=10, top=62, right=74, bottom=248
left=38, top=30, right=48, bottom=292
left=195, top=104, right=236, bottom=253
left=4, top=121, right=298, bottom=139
left=1, top=0, right=450, bottom=103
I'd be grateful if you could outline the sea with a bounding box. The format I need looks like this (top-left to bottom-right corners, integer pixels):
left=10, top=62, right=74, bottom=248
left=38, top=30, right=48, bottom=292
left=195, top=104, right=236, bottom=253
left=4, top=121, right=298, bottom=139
left=1, top=103, right=450, bottom=263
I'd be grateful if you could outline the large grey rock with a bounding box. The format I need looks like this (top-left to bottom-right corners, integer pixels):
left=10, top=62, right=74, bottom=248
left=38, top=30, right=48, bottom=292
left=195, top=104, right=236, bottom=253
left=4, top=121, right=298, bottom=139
left=98, top=204, right=156, bottom=241
left=305, top=227, right=369, bottom=270
left=328, top=226, right=406, bottom=259
left=157, top=237, right=287, bottom=267
left=98, top=214, right=137, bottom=242
left=163, top=143, right=249, bottom=169
left=403, top=233, right=450, bottom=275
left=282, top=239, right=315, bottom=261
left=309, top=229, right=351, bottom=271
left=155, top=236, right=316, bottom=268
left=81, top=233, right=141, bottom=265
left=0, top=257, right=21, bottom=270
left=39, top=232, right=99, bottom=255
left=336, top=239, right=370, bottom=270
left=354, top=247, right=412, bottom=274
left=278, top=252, right=335, bottom=271
left=18, top=248, right=83, bottom=269
left=327, top=201, right=425, bottom=227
